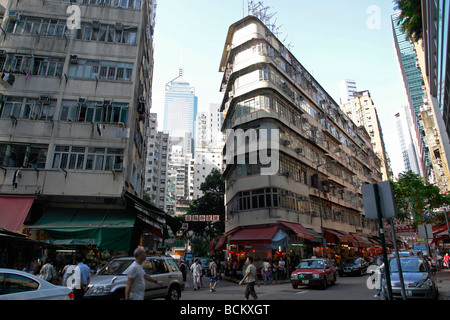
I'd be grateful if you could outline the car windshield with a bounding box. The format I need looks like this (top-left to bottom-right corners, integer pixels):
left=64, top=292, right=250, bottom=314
left=97, top=259, right=133, bottom=275
left=390, top=258, right=427, bottom=273
left=298, top=260, right=324, bottom=269
left=344, top=258, right=360, bottom=264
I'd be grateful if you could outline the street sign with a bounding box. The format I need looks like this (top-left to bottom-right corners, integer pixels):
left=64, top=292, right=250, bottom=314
left=418, top=224, right=433, bottom=239
left=362, top=181, right=398, bottom=219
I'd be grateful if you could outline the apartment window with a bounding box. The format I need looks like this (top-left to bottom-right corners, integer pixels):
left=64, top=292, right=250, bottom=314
left=78, top=0, right=141, bottom=9
left=60, top=100, right=128, bottom=124
left=52, top=146, right=123, bottom=171
left=2, top=54, right=64, bottom=78
left=1, top=97, right=55, bottom=120
left=68, top=59, right=133, bottom=82
left=0, top=143, right=48, bottom=168
left=75, top=23, right=137, bottom=44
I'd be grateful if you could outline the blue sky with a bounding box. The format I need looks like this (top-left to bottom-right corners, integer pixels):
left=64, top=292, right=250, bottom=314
left=151, top=0, right=408, bottom=177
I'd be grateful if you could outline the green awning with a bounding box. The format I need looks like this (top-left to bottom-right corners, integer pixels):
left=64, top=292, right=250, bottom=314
left=29, top=208, right=136, bottom=251
left=306, top=228, right=323, bottom=243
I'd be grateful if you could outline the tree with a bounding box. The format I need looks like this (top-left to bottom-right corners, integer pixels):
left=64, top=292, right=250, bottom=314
left=391, top=171, right=450, bottom=227
left=185, top=168, right=225, bottom=256
left=393, top=0, right=423, bottom=42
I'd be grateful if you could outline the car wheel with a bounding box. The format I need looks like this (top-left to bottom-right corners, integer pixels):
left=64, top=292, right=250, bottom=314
left=166, top=285, right=181, bottom=301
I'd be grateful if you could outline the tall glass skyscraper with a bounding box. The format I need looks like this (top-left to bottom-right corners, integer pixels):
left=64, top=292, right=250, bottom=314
left=392, top=13, right=430, bottom=178
left=163, top=68, right=198, bottom=145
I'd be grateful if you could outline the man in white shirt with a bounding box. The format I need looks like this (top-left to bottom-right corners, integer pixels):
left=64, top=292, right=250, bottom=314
left=190, top=259, right=202, bottom=291
left=125, top=248, right=164, bottom=300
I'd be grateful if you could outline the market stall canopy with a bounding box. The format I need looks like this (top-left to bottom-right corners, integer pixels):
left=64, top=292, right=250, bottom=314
left=123, top=191, right=182, bottom=234
left=28, top=208, right=136, bottom=251
left=229, top=226, right=279, bottom=245
left=351, top=233, right=372, bottom=247
left=0, top=196, right=35, bottom=232
left=278, top=220, right=315, bottom=241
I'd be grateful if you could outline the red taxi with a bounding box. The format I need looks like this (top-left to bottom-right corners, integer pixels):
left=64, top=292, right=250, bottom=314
left=290, top=258, right=337, bottom=290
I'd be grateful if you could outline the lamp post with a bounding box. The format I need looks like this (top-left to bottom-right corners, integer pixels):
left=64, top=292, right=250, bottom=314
left=316, top=159, right=338, bottom=258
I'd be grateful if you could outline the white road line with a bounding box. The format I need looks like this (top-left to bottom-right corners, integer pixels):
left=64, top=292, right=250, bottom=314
left=296, top=290, right=309, bottom=294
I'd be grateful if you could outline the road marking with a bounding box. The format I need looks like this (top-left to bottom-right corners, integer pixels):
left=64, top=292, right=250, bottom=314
left=296, top=290, right=309, bottom=294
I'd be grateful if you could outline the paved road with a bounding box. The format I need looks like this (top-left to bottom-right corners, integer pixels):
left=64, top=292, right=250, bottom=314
left=179, top=269, right=450, bottom=300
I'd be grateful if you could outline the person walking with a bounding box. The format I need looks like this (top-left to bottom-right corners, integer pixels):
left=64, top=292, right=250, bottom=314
left=190, top=259, right=202, bottom=291
left=272, top=260, right=278, bottom=284
left=61, top=258, right=76, bottom=287
left=72, top=254, right=91, bottom=300
left=239, top=256, right=260, bottom=300
left=374, top=257, right=385, bottom=299
left=262, top=259, right=272, bottom=285
left=209, top=257, right=219, bottom=292
left=39, top=258, right=55, bottom=283
left=444, top=253, right=450, bottom=269
left=178, top=259, right=187, bottom=282
left=125, top=248, right=163, bottom=300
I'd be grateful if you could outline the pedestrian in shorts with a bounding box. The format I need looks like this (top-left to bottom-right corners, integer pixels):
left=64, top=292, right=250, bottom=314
left=209, top=257, right=219, bottom=292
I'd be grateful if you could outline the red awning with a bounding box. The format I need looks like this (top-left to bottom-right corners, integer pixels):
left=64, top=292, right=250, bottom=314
left=144, top=224, right=163, bottom=239
left=0, top=196, right=35, bottom=232
left=278, top=220, right=314, bottom=241
left=229, top=226, right=279, bottom=245
left=324, top=229, right=348, bottom=243
left=351, top=233, right=371, bottom=247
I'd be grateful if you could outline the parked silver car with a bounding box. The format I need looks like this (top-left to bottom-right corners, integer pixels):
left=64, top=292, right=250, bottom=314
left=387, top=256, right=439, bottom=300
left=0, top=268, right=74, bottom=300
left=84, top=255, right=184, bottom=300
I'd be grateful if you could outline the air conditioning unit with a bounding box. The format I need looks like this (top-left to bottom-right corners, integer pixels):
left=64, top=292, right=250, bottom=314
left=8, top=11, right=21, bottom=21
left=69, top=55, right=78, bottom=64
left=115, top=22, right=123, bottom=31
left=281, top=140, right=290, bottom=146
left=295, top=147, right=303, bottom=153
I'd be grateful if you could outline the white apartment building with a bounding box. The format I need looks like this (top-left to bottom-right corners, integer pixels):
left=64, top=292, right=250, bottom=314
left=167, top=135, right=194, bottom=216
left=340, top=90, right=392, bottom=180
left=0, top=0, right=168, bottom=254
left=145, top=113, right=169, bottom=211
left=194, top=103, right=224, bottom=199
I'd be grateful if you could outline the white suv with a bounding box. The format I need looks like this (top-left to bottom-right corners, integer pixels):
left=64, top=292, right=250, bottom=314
left=84, top=255, right=184, bottom=300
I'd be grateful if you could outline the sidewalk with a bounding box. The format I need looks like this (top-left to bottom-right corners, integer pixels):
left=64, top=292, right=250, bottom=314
left=437, top=269, right=450, bottom=300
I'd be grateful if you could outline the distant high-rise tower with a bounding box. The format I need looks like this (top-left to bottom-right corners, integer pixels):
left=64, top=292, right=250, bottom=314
left=392, top=13, right=429, bottom=178
left=339, top=79, right=357, bottom=105
left=163, top=68, right=198, bottom=154
left=395, top=106, right=421, bottom=174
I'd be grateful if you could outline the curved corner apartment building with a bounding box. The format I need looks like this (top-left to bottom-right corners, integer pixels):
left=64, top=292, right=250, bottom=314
left=217, top=16, right=384, bottom=258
